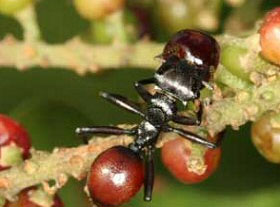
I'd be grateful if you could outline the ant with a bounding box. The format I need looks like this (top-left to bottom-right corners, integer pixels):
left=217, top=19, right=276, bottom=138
left=76, top=29, right=220, bottom=205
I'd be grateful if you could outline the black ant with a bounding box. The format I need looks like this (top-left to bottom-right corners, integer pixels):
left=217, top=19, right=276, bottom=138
left=76, top=29, right=220, bottom=206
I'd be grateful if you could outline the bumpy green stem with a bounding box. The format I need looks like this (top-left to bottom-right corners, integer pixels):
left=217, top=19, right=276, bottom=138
left=0, top=36, right=162, bottom=73
left=205, top=34, right=280, bottom=134
left=14, top=4, right=40, bottom=41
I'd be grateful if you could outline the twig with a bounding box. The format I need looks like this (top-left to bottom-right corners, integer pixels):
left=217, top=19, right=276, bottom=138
left=14, top=5, right=41, bottom=41
left=0, top=36, right=163, bottom=74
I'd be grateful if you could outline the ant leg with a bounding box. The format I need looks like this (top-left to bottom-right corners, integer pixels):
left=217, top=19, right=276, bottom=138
left=196, top=100, right=203, bottom=125
left=76, top=126, right=136, bottom=136
left=173, top=101, right=203, bottom=125
left=172, top=115, right=200, bottom=125
left=215, top=131, right=225, bottom=147
left=134, top=78, right=155, bottom=103
left=144, top=146, right=154, bottom=202
left=100, top=92, right=145, bottom=117
left=164, top=125, right=216, bottom=149
left=202, top=81, right=214, bottom=90
left=76, top=126, right=136, bottom=144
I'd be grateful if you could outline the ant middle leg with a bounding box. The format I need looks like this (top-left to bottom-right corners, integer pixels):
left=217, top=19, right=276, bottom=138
left=163, top=125, right=216, bottom=149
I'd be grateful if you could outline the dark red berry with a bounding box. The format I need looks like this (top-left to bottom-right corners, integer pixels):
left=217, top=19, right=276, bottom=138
left=0, top=114, right=31, bottom=170
left=87, top=146, right=144, bottom=207
left=4, top=187, right=64, bottom=207
left=162, top=29, right=220, bottom=80
left=52, top=196, right=64, bottom=207
left=161, top=137, right=221, bottom=184
left=128, top=5, right=152, bottom=38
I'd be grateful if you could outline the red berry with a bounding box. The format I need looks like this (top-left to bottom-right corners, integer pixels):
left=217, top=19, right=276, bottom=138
left=4, top=187, right=64, bottom=207
left=260, top=7, right=280, bottom=65
left=162, top=29, right=220, bottom=75
left=128, top=5, right=152, bottom=38
left=87, top=146, right=144, bottom=206
left=0, top=114, right=31, bottom=170
left=161, top=137, right=221, bottom=184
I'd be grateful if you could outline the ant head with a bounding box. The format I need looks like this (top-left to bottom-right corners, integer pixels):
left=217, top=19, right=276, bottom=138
left=154, top=56, right=210, bottom=103
left=154, top=29, right=220, bottom=103
left=162, top=29, right=220, bottom=70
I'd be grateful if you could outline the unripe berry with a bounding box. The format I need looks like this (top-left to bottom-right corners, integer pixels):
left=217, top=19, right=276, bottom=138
left=251, top=112, right=280, bottom=163
left=0, top=0, right=33, bottom=16
left=0, top=114, right=31, bottom=170
left=221, top=45, right=250, bottom=81
left=87, top=146, right=144, bottom=206
left=73, top=0, right=125, bottom=20
left=260, top=7, right=280, bottom=65
left=156, top=0, right=195, bottom=34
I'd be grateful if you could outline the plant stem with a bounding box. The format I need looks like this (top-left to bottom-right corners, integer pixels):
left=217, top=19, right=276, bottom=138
left=14, top=4, right=40, bottom=41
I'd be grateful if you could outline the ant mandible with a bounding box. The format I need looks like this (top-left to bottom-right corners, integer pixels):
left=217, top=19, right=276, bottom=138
left=76, top=29, right=220, bottom=207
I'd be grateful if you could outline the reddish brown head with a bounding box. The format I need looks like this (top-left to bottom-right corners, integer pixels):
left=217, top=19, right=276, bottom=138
left=162, top=29, right=220, bottom=78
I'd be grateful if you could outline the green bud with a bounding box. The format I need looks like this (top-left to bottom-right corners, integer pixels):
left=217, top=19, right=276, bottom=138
left=85, top=10, right=138, bottom=44
left=0, top=144, right=23, bottom=167
left=155, top=0, right=196, bottom=34
left=0, top=197, right=5, bottom=207
left=221, top=45, right=250, bottom=81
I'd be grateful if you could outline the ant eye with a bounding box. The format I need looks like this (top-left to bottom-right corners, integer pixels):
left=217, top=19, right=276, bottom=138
left=162, top=29, right=220, bottom=72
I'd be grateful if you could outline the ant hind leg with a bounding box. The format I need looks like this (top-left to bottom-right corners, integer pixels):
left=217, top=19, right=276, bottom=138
left=143, top=146, right=154, bottom=202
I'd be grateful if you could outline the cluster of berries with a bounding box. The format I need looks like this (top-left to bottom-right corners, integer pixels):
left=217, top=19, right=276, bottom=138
left=0, top=115, right=63, bottom=207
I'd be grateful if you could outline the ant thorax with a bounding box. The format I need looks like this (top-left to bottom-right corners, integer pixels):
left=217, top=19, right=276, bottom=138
left=148, top=91, right=177, bottom=123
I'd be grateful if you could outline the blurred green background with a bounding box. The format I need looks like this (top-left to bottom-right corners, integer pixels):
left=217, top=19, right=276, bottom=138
left=1, top=0, right=280, bottom=207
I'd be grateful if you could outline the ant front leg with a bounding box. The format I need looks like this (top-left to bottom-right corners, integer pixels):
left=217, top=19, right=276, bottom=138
left=134, top=78, right=155, bottom=103
left=143, top=146, right=154, bottom=202
left=75, top=126, right=136, bottom=144
left=100, top=91, right=145, bottom=117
